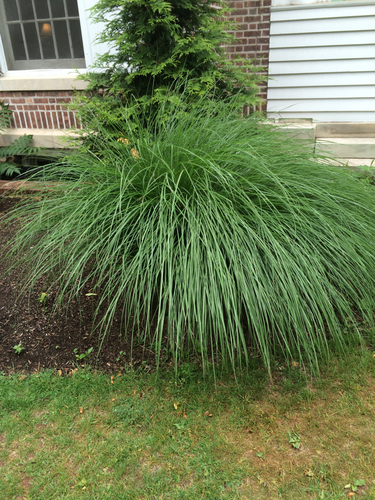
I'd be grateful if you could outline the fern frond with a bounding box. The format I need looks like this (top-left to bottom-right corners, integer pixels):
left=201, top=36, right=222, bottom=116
left=0, top=101, right=13, bottom=132
left=0, top=162, right=21, bottom=177
left=0, top=135, right=39, bottom=158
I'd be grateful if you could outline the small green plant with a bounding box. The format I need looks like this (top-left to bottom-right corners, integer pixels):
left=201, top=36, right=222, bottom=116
left=37, top=292, right=48, bottom=305
left=173, top=419, right=188, bottom=432
left=344, top=479, right=366, bottom=492
left=116, top=350, right=126, bottom=362
left=0, top=101, right=39, bottom=178
left=13, top=342, right=25, bottom=355
left=112, top=397, right=149, bottom=426
left=288, top=431, right=301, bottom=449
left=73, top=347, right=93, bottom=361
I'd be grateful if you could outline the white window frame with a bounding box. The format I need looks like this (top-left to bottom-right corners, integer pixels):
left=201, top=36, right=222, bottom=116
left=0, top=0, right=108, bottom=91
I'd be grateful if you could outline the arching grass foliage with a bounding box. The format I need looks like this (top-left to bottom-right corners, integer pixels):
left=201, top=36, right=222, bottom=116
left=6, top=95, right=375, bottom=375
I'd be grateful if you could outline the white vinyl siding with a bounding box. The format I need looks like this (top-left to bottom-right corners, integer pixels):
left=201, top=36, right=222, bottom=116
left=267, top=1, right=375, bottom=122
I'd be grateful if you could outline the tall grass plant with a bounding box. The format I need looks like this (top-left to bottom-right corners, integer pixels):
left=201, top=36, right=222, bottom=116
left=6, top=93, right=375, bottom=375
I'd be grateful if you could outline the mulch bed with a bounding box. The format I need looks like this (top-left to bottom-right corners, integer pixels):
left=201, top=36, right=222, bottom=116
left=0, top=195, right=156, bottom=375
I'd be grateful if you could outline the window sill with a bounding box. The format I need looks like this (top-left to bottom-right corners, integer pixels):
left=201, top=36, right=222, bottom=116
left=0, top=69, right=88, bottom=92
left=0, top=128, right=78, bottom=148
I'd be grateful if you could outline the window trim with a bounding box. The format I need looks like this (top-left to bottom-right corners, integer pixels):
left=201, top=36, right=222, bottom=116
left=0, top=0, right=108, bottom=84
left=0, top=0, right=86, bottom=71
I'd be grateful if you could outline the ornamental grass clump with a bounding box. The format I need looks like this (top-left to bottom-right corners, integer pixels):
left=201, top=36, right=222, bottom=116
left=7, top=94, right=375, bottom=375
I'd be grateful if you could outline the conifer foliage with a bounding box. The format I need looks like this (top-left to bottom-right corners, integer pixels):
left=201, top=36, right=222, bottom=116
left=79, top=0, right=264, bottom=129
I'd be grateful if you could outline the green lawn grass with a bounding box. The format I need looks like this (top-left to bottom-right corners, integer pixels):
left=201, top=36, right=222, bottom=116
left=1, top=345, right=375, bottom=499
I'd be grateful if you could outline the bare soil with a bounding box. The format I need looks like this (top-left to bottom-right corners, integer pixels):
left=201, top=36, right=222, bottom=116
left=0, top=196, right=155, bottom=374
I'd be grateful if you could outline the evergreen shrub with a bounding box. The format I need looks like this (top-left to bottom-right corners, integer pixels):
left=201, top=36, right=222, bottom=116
left=76, top=0, right=264, bottom=132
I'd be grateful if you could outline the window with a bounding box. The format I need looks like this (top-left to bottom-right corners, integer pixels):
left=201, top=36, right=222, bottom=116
left=0, top=0, right=85, bottom=70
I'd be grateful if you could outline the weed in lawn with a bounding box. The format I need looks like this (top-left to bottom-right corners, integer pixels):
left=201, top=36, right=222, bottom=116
left=288, top=430, right=301, bottom=449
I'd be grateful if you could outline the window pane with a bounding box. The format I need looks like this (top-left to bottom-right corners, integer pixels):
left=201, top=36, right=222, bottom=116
left=66, top=0, right=79, bottom=17
left=53, top=20, right=71, bottom=58
left=51, top=0, right=65, bottom=18
left=19, top=0, right=35, bottom=20
left=24, top=23, right=41, bottom=59
left=39, top=22, right=56, bottom=59
left=69, top=20, right=84, bottom=58
left=8, top=24, right=27, bottom=60
left=3, top=0, right=19, bottom=21
left=34, top=0, right=49, bottom=19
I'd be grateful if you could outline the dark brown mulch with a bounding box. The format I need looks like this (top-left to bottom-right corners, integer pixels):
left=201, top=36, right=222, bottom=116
left=0, top=195, right=156, bottom=375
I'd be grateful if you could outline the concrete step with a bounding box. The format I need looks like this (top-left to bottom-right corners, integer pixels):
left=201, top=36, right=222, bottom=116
left=323, top=158, right=375, bottom=168
left=276, top=122, right=315, bottom=141
left=316, top=138, right=375, bottom=159
left=315, top=122, right=375, bottom=138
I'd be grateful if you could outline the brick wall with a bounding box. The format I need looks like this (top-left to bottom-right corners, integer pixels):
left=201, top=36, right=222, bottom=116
left=0, top=1, right=271, bottom=130
left=226, top=0, right=271, bottom=112
left=0, top=91, right=80, bottom=129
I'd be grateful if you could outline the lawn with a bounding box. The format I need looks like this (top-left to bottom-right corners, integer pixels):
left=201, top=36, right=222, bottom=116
left=2, top=92, right=375, bottom=500
left=1, top=347, right=375, bottom=499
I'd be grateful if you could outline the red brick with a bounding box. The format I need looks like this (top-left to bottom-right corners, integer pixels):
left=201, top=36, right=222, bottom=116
left=69, top=112, right=75, bottom=128
left=46, top=113, right=53, bottom=129
left=34, top=98, right=49, bottom=104
left=41, top=113, right=48, bottom=128
left=13, top=112, right=21, bottom=128
left=0, top=92, right=14, bottom=97
left=24, top=105, right=38, bottom=110
left=35, top=111, right=42, bottom=128
left=30, top=112, right=37, bottom=128
left=63, top=112, right=70, bottom=128
left=56, top=112, right=64, bottom=128
left=25, top=114, right=32, bottom=128
left=244, top=15, right=261, bottom=22
left=19, top=112, right=26, bottom=128
left=52, top=112, right=59, bottom=128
